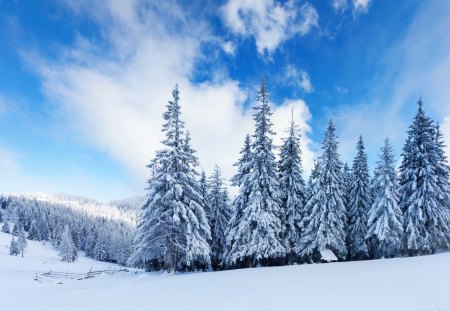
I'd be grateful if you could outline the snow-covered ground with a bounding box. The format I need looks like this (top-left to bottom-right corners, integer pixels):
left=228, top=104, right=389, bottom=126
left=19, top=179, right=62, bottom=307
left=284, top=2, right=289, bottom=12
left=1, top=231, right=449, bottom=311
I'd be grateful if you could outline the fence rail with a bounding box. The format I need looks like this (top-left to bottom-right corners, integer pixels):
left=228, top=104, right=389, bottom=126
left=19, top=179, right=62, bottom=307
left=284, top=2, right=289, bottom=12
left=35, top=268, right=129, bottom=281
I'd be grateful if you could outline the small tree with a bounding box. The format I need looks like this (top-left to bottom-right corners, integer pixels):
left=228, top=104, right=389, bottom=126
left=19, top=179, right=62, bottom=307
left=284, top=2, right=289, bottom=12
left=17, top=226, right=27, bottom=257
left=9, top=236, right=19, bottom=256
left=1, top=219, right=10, bottom=234
left=59, top=225, right=77, bottom=263
left=12, top=222, right=20, bottom=236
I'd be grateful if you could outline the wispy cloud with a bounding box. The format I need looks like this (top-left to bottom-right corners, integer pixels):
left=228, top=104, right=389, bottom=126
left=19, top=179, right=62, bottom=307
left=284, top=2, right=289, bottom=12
left=284, top=65, right=314, bottom=93
left=21, top=0, right=316, bottom=193
left=221, top=0, right=319, bottom=55
left=331, top=0, right=372, bottom=16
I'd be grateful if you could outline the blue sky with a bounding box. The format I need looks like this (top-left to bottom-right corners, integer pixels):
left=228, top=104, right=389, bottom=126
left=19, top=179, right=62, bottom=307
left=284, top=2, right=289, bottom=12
left=0, top=0, right=450, bottom=201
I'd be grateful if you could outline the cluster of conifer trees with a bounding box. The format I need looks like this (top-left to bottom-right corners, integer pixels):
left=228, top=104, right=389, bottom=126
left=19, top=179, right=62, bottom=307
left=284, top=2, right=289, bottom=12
left=0, top=194, right=135, bottom=264
left=130, top=80, right=450, bottom=272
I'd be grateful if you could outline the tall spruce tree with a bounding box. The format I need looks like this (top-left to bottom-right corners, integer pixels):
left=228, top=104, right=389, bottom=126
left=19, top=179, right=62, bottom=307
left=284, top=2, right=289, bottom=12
left=199, top=170, right=212, bottom=225
left=208, top=165, right=231, bottom=270
left=128, top=85, right=211, bottom=272
left=224, top=134, right=252, bottom=266
left=399, top=99, right=450, bottom=255
left=342, top=162, right=352, bottom=250
left=298, top=120, right=347, bottom=261
left=347, top=136, right=371, bottom=260
left=366, top=139, right=403, bottom=258
left=225, top=80, right=285, bottom=267
left=434, top=124, right=450, bottom=243
left=278, top=113, right=305, bottom=264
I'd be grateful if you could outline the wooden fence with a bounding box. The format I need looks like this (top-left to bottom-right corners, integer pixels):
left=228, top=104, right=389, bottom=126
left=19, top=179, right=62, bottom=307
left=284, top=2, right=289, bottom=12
left=35, top=268, right=129, bottom=281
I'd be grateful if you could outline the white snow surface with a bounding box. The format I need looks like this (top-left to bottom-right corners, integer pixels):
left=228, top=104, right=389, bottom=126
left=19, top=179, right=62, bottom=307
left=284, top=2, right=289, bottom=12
left=1, top=231, right=449, bottom=311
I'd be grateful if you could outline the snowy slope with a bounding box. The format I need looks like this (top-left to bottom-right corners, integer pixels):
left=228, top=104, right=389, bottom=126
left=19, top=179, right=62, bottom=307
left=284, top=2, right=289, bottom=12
left=1, top=231, right=449, bottom=311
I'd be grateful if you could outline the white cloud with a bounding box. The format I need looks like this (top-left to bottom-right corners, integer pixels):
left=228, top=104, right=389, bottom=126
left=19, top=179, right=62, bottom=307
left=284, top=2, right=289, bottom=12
left=331, top=0, right=348, bottom=13
left=22, top=0, right=316, bottom=197
left=353, top=0, right=372, bottom=14
left=221, top=0, right=319, bottom=55
left=330, top=0, right=372, bottom=16
left=221, top=41, right=237, bottom=56
left=285, top=65, right=314, bottom=93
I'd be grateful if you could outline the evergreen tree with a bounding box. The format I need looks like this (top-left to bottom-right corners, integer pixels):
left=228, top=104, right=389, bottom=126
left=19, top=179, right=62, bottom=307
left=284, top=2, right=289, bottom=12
left=1, top=217, right=10, bottom=234
left=28, top=220, right=40, bottom=241
left=225, top=80, right=285, bottom=268
left=347, top=136, right=371, bottom=260
left=342, top=162, right=352, bottom=250
left=199, top=170, right=212, bottom=225
left=434, top=124, right=450, bottom=242
left=9, top=237, right=19, bottom=256
left=304, top=160, right=320, bottom=203
left=17, top=226, right=27, bottom=257
left=94, top=238, right=109, bottom=262
left=278, top=113, right=306, bottom=264
left=12, top=222, right=19, bottom=236
left=208, top=165, right=231, bottom=270
left=128, top=85, right=211, bottom=272
left=342, top=162, right=352, bottom=214
left=366, top=139, right=403, bottom=258
left=298, top=120, right=347, bottom=262
left=399, top=99, right=450, bottom=255
left=224, top=134, right=253, bottom=266
left=59, top=225, right=77, bottom=262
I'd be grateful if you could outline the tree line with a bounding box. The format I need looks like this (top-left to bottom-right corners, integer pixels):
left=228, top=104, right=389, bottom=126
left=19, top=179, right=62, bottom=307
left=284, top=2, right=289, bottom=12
left=129, top=80, right=450, bottom=272
left=1, top=80, right=448, bottom=272
left=0, top=194, right=135, bottom=264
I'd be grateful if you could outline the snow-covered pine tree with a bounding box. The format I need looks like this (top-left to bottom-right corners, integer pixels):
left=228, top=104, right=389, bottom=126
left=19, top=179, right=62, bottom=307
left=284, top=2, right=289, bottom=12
left=12, top=222, right=19, bottom=236
left=224, top=134, right=253, bottom=266
left=1, top=216, right=10, bottom=233
left=347, top=136, right=371, bottom=260
left=304, top=160, right=320, bottom=204
left=298, top=120, right=347, bottom=262
left=9, top=236, right=19, bottom=256
left=399, top=99, right=450, bottom=255
left=342, top=162, right=352, bottom=251
left=17, top=226, right=27, bottom=257
left=128, top=85, right=211, bottom=273
left=28, top=220, right=40, bottom=241
left=199, top=170, right=212, bottom=225
left=278, top=112, right=305, bottom=264
left=434, top=123, right=450, bottom=247
left=94, top=236, right=109, bottom=262
left=366, top=138, right=403, bottom=258
left=225, top=79, right=285, bottom=268
left=208, top=165, right=231, bottom=270
left=342, top=162, right=352, bottom=213
left=59, top=224, right=77, bottom=263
